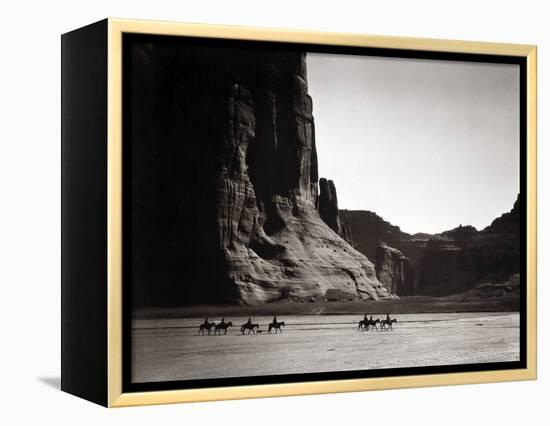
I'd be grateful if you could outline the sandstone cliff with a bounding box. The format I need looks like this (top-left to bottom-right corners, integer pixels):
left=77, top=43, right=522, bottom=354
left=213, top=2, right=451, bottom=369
left=341, top=195, right=521, bottom=297
left=318, top=178, right=354, bottom=246
left=339, top=210, right=427, bottom=295
left=129, top=42, right=393, bottom=306
left=375, top=243, right=415, bottom=295
left=416, top=196, right=521, bottom=296
left=339, top=210, right=428, bottom=267
left=318, top=178, right=341, bottom=234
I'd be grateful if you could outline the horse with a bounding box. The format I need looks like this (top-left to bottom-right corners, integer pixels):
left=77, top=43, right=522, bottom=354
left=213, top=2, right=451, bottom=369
left=214, top=321, right=233, bottom=335
left=197, top=320, right=216, bottom=335
left=241, top=323, right=259, bottom=335
left=268, top=320, right=285, bottom=334
left=368, top=318, right=381, bottom=331
left=358, top=319, right=369, bottom=331
left=381, top=318, right=397, bottom=331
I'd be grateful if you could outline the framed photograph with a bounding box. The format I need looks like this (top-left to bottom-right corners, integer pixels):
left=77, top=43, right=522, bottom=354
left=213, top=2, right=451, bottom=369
left=61, top=18, right=537, bottom=407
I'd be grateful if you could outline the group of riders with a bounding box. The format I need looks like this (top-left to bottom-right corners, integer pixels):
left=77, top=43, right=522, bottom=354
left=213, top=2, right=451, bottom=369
left=198, top=313, right=397, bottom=335
left=358, top=313, right=397, bottom=331
left=198, top=316, right=285, bottom=335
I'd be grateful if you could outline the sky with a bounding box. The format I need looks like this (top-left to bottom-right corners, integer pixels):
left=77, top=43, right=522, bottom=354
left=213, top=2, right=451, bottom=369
left=307, top=53, right=520, bottom=235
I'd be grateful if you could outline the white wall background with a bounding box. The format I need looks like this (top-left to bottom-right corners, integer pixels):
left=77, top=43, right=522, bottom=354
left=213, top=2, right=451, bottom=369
left=0, top=0, right=546, bottom=424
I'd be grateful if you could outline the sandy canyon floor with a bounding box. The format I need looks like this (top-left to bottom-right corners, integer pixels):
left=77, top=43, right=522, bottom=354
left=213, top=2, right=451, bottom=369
left=131, top=312, right=519, bottom=383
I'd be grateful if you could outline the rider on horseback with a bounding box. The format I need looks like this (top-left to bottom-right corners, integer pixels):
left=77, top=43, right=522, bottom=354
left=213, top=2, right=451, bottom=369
left=268, top=316, right=284, bottom=334
left=382, top=313, right=396, bottom=331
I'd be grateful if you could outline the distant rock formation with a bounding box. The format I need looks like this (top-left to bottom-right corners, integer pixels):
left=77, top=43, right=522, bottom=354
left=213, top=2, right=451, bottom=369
left=339, top=210, right=429, bottom=267
left=485, top=195, right=520, bottom=234
left=342, top=195, right=521, bottom=297
left=341, top=222, right=354, bottom=247
left=318, top=178, right=354, bottom=246
left=417, top=196, right=521, bottom=296
left=375, top=243, right=415, bottom=295
left=130, top=43, right=394, bottom=306
left=318, top=178, right=341, bottom=234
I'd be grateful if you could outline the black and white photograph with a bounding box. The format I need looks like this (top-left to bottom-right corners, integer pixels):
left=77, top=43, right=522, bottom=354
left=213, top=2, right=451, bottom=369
left=125, top=35, right=524, bottom=387
left=4, top=0, right=548, bottom=421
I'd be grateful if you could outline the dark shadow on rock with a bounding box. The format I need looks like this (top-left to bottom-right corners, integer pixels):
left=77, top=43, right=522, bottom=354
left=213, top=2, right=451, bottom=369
left=38, top=376, right=61, bottom=390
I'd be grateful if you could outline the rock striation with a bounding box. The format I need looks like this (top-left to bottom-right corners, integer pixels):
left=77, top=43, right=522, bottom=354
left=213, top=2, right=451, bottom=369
left=129, top=41, right=394, bottom=306
left=341, top=223, right=354, bottom=247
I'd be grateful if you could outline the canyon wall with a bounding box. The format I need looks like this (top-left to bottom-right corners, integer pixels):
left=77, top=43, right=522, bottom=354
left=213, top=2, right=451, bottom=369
left=129, top=41, right=393, bottom=306
left=339, top=210, right=428, bottom=267
left=416, top=196, right=521, bottom=296
left=342, top=196, right=521, bottom=296
left=128, top=39, right=520, bottom=304
left=375, top=243, right=416, bottom=295
left=318, top=178, right=354, bottom=246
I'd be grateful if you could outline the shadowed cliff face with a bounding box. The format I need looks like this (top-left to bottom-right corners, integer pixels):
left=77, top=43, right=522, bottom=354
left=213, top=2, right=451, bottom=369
left=129, top=41, right=393, bottom=306
left=319, top=178, right=341, bottom=234
left=416, top=196, right=521, bottom=296
left=375, top=243, right=415, bottom=295
left=341, top=196, right=521, bottom=297
left=339, top=210, right=427, bottom=267
left=318, top=178, right=354, bottom=246
left=338, top=210, right=426, bottom=295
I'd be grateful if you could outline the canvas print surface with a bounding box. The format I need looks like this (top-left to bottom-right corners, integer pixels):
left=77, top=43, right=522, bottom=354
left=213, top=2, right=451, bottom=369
left=125, top=36, right=522, bottom=386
